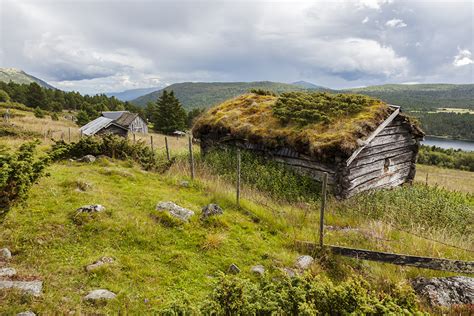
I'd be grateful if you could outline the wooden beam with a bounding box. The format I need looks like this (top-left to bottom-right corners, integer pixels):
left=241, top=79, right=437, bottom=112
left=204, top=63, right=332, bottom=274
left=295, top=241, right=474, bottom=274
left=346, top=106, right=400, bottom=167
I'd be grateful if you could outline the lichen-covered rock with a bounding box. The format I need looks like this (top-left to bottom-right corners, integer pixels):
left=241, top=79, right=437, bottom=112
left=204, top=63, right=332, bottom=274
left=0, top=280, right=42, bottom=296
left=201, top=204, right=223, bottom=219
left=17, top=312, right=36, bottom=316
left=156, top=201, right=194, bottom=222
left=0, top=267, right=16, bottom=277
left=250, top=265, right=265, bottom=276
left=228, top=263, right=241, bottom=274
left=0, top=248, right=12, bottom=260
left=84, top=289, right=117, bottom=301
left=295, top=255, right=314, bottom=270
left=77, top=155, right=96, bottom=163
left=85, top=257, right=114, bottom=272
left=412, top=276, right=474, bottom=307
left=76, top=204, right=105, bottom=214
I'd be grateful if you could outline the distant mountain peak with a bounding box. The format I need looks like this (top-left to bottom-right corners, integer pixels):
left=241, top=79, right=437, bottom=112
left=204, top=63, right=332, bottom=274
left=0, top=67, right=55, bottom=89
left=291, top=81, right=326, bottom=89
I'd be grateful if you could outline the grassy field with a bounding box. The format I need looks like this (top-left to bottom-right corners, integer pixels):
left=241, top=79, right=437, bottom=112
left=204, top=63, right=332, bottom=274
left=0, top=109, right=473, bottom=313
left=416, top=164, right=474, bottom=193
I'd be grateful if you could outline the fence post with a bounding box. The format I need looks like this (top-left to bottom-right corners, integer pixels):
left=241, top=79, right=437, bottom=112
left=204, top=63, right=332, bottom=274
left=150, top=135, right=154, bottom=152
left=80, top=130, right=83, bottom=138
left=425, top=173, right=429, bottom=186
left=61, top=132, right=64, bottom=141
left=319, top=172, right=328, bottom=248
left=133, top=133, right=136, bottom=144
left=236, top=149, right=241, bottom=206
left=68, top=127, right=71, bottom=142
left=188, top=135, right=195, bottom=180
left=165, top=136, right=170, bottom=161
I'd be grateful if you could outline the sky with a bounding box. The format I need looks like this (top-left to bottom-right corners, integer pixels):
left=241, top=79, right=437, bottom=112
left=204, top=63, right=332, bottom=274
left=0, top=0, right=473, bottom=94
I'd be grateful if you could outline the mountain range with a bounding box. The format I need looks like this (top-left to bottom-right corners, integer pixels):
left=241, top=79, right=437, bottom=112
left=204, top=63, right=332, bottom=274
left=105, top=86, right=165, bottom=101
left=0, top=67, right=55, bottom=89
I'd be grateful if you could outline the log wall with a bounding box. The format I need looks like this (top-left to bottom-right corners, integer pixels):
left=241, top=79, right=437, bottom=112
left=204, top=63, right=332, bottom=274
left=342, top=118, right=419, bottom=198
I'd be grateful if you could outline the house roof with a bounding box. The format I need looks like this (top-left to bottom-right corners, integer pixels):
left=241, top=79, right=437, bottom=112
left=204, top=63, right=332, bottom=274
left=114, top=112, right=139, bottom=127
left=102, top=111, right=128, bottom=120
left=80, top=117, right=114, bottom=136
left=193, top=92, right=423, bottom=161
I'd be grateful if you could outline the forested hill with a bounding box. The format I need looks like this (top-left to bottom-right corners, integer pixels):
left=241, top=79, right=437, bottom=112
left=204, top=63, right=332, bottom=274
left=131, top=81, right=330, bottom=109
left=345, top=84, right=474, bottom=111
left=0, top=67, right=55, bottom=89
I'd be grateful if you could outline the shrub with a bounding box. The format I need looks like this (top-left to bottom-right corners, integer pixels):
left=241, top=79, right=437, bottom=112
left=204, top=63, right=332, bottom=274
left=198, top=273, right=421, bottom=315
left=0, top=141, right=51, bottom=216
left=249, top=88, right=276, bottom=96
left=51, top=112, right=59, bottom=121
left=418, top=145, right=474, bottom=171
left=273, top=92, right=383, bottom=125
left=0, top=90, right=10, bottom=102
left=33, top=106, right=45, bottom=118
left=50, top=135, right=167, bottom=172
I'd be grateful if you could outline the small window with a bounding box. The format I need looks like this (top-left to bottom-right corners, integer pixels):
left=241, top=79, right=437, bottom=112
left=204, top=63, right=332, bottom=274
left=384, top=158, right=391, bottom=173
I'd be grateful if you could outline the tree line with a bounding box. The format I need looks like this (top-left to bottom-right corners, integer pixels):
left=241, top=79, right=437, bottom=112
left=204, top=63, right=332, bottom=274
left=0, top=82, right=204, bottom=133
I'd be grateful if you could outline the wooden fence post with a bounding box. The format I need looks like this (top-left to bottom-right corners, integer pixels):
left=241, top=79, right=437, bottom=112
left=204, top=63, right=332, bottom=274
left=188, top=135, right=195, bottom=180
left=165, top=136, right=170, bottom=161
left=68, top=127, right=71, bottom=142
left=319, top=172, right=328, bottom=248
left=61, top=132, right=64, bottom=141
left=150, top=135, right=154, bottom=152
left=236, top=149, right=241, bottom=206
left=133, top=133, right=136, bottom=144
left=425, top=173, right=429, bottom=186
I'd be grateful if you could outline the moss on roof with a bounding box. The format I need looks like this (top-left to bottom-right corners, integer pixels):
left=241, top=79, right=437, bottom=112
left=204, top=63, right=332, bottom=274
left=193, top=92, right=406, bottom=160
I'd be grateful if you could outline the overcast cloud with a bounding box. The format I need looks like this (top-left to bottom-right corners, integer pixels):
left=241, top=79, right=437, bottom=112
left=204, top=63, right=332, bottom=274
left=0, top=0, right=472, bottom=94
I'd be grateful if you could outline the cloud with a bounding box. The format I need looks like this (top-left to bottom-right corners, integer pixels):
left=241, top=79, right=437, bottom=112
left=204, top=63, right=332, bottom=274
left=453, top=48, right=473, bottom=67
left=385, top=18, right=407, bottom=28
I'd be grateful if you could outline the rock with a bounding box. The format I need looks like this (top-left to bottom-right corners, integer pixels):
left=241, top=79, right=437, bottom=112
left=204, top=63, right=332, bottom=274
left=76, top=204, right=105, bottom=214
left=17, top=312, right=36, bottom=316
left=0, top=267, right=16, bottom=277
left=295, top=255, right=314, bottom=270
left=84, top=289, right=117, bottom=301
left=283, top=267, right=297, bottom=278
left=0, top=248, right=12, bottom=260
left=77, top=155, right=96, bottom=163
left=228, top=263, right=241, bottom=274
left=250, top=265, right=265, bottom=276
left=0, top=280, right=42, bottom=296
left=180, top=180, right=190, bottom=187
left=201, top=204, right=223, bottom=219
left=86, top=256, right=114, bottom=272
left=156, top=201, right=194, bottom=222
left=412, top=276, right=474, bottom=307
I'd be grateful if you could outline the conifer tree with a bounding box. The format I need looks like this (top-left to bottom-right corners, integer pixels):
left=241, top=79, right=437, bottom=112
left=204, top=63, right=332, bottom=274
left=151, top=90, right=186, bottom=134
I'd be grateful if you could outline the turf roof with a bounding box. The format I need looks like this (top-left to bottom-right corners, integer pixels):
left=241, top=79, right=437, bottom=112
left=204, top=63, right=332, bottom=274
left=193, top=92, right=416, bottom=160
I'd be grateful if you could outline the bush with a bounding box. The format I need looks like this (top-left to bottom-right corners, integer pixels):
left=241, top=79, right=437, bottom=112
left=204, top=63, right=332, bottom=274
left=50, top=134, right=167, bottom=171
left=0, top=141, right=51, bottom=216
left=198, top=273, right=421, bottom=315
left=418, top=145, right=474, bottom=171
left=249, top=88, right=276, bottom=96
left=51, top=112, right=59, bottom=121
left=34, top=106, right=46, bottom=118
left=202, top=148, right=321, bottom=202
left=0, top=90, right=10, bottom=102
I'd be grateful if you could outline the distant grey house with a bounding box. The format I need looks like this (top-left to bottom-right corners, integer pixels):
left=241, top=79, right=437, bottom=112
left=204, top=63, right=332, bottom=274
left=80, top=111, right=148, bottom=137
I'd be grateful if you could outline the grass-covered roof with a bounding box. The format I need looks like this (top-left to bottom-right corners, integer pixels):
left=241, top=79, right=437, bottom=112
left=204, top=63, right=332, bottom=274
left=193, top=91, right=417, bottom=160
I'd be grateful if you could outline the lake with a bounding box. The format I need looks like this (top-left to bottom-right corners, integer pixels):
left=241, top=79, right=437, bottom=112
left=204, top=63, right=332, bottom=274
left=422, top=136, right=474, bottom=151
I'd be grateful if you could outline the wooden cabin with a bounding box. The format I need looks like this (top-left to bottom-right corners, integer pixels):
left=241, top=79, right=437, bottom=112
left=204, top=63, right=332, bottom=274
left=192, top=92, right=424, bottom=199
left=80, top=111, right=148, bottom=137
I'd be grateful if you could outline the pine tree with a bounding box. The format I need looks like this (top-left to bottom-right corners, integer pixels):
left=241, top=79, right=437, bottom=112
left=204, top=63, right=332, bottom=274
left=26, top=83, right=49, bottom=110
left=151, top=90, right=186, bottom=134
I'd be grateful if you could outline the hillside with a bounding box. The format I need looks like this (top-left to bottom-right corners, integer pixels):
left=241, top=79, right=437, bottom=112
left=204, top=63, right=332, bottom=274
left=105, top=86, right=165, bottom=101
left=131, top=81, right=329, bottom=109
left=0, top=107, right=473, bottom=314
left=0, top=68, right=55, bottom=89
left=345, top=84, right=474, bottom=111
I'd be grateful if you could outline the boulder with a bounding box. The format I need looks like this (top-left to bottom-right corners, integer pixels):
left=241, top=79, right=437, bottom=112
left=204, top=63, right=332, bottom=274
left=228, top=263, right=241, bottom=274
left=77, top=155, right=96, bottom=163
left=0, top=267, right=16, bottom=277
left=76, top=204, right=105, bottom=214
left=412, top=276, right=474, bottom=307
left=156, top=201, right=194, bottom=222
left=0, top=248, right=12, bottom=260
left=201, top=204, right=223, bottom=219
left=85, top=257, right=114, bottom=272
left=250, top=265, right=265, bottom=276
left=295, top=255, right=314, bottom=270
left=17, top=312, right=36, bottom=316
left=84, top=289, right=117, bottom=301
left=282, top=267, right=297, bottom=278
left=0, top=280, right=42, bottom=296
